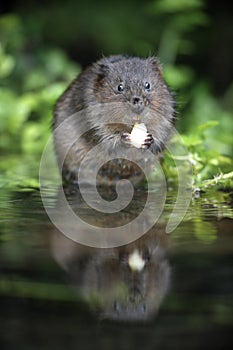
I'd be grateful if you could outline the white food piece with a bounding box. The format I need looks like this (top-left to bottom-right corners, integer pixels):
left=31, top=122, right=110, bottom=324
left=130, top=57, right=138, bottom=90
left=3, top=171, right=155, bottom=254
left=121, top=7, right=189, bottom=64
left=128, top=249, right=145, bottom=272
left=130, top=123, right=147, bottom=148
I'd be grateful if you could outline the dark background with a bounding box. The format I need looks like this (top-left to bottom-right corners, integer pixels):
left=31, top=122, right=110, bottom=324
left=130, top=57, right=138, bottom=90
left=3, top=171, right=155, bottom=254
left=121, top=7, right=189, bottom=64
left=1, top=0, right=233, bottom=96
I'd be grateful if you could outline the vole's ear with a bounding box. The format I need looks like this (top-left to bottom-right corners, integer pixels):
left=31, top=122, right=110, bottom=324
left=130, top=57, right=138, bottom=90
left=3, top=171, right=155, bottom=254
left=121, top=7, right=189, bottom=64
left=90, top=63, right=107, bottom=90
left=92, top=63, right=110, bottom=92
left=147, top=56, right=160, bottom=66
left=147, top=56, right=163, bottom=74
left=93, top=62, right=110, bottom=81
left=98, top=63, right=110, bottom=72
left=94, top=55, right=125, bottom=73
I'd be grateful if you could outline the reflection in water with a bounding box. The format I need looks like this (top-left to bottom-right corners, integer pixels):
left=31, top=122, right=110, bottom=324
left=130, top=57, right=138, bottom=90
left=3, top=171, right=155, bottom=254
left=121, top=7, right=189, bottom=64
left=50, top=185, right=171, bottom=321
left=1, top=185, right=233, bottom=349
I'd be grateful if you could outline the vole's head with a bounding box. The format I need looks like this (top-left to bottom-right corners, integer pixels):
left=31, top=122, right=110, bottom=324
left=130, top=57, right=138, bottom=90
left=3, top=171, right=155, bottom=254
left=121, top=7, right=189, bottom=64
left=91, top=55, right=174, bottom=124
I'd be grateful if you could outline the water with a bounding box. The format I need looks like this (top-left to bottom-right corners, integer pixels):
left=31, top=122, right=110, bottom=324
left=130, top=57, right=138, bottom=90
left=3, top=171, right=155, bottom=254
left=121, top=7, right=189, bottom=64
left=0, top=183, right=233, bottom=350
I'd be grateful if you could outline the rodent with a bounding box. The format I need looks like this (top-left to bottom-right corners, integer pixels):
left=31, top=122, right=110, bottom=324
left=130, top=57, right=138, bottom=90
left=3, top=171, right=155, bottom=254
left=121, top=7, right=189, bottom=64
left=53, top=55, right=175, bottom=185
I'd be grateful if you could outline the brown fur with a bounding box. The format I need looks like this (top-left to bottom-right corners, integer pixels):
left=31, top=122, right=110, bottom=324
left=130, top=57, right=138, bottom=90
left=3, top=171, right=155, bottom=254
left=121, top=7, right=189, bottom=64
left=53, top=55, right=175, bottom=185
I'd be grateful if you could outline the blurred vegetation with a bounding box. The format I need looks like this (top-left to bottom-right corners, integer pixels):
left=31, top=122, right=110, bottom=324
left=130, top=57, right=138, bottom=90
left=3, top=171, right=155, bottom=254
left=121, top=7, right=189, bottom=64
left=0, top=0, right=232, bottom=190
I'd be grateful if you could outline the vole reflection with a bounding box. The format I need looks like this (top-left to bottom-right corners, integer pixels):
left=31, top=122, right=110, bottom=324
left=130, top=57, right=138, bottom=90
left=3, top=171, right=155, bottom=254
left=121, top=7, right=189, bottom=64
left=50, top=186, right=171, bottom=322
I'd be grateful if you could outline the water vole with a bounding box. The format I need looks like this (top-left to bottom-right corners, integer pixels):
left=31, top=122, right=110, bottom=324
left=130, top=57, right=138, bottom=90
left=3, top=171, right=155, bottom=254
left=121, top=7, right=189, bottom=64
left=53, top=55, right=175, bottom=185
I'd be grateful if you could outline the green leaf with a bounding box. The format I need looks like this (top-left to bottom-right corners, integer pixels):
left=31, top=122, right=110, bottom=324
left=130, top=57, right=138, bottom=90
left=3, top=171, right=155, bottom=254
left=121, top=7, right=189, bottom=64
left=197, top=120, right=219, bottom=132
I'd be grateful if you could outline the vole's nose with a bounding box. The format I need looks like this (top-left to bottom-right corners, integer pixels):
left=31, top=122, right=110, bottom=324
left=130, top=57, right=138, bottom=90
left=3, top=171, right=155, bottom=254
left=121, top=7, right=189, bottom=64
left=131, top=96, right=144, bottom=113
left=132, top=96, right=142, bottom=105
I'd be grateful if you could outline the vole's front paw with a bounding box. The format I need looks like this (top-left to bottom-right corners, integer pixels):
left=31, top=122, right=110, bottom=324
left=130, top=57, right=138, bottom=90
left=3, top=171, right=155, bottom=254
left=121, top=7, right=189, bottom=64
left=142, top=133, right=154, bottom=149
left=121, top=132, right=132, bottom=146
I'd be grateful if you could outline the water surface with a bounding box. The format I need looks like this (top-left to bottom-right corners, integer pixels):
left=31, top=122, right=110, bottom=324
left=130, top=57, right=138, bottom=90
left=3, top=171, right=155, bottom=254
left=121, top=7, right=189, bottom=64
left=0, top=183, right=233, bottom=349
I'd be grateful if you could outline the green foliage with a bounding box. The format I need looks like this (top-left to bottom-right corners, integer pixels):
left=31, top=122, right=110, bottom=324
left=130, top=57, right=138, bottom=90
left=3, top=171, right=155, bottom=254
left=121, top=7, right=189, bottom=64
left=0, top=2, right=232, bottom=190
left=0, top=15, right=80, bottom=155
left=162, top=65, right=233, bottom=189
left=184, top=119, right=232, bottom=188
left=163, top=121, right=233, bottom=189
left=147, top=0, right=208, bottom=63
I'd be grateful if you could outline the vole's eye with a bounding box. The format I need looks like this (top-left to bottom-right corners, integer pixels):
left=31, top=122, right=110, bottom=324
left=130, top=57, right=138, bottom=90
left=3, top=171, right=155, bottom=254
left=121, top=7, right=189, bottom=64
left=144, top=82, right=151, bottom=91
left=118, top=83, right=124, bottom=92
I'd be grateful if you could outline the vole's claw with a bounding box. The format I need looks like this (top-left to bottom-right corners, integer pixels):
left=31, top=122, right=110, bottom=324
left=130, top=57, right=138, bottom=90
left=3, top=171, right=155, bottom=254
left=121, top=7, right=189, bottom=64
left=142, top=133, right=154, bottom=148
